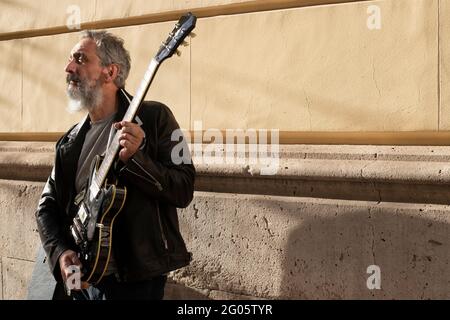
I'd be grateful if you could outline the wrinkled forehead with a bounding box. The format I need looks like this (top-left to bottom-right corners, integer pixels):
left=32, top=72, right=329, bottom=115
left=69, top=38, right=98, bottom=59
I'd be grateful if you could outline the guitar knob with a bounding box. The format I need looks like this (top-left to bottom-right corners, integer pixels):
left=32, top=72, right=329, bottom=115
left=181, top=41, right=189, bottom=47
left=175, top=49, right=182, bottom=56
left=189, top=32, right=197, bottom=38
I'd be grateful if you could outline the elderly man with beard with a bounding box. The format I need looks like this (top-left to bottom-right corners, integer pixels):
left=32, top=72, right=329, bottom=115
left=35, top=30, right=195, bottom=300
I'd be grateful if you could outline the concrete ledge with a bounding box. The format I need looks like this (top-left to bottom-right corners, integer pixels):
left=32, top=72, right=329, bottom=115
left=4, top=141, right=450, bottom=182
left=3, top=142, right=450, bottom=203
left=0, top=142, right=54, bottom=182
left=194, top=145, right=450, bottom=204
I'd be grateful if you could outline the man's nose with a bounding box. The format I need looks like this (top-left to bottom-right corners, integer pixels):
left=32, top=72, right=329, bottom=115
left=65, top=59, right=76, bottom=74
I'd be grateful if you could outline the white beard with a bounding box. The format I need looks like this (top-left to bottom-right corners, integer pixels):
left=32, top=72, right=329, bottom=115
left=67, top=98, right=83, bottom=113
left=66, top=80, right=103, bottom=113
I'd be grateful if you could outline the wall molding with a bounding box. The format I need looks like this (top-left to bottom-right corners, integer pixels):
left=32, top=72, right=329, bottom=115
left=2, top=131, right=450, bottom=146
left=0, top=0, right=367, bottom=41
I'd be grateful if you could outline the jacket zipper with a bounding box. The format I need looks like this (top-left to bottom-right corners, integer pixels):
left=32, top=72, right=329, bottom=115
left=126, top=158, right=167, bottom=250
left=130, top=158, right=163, bottom=191
left=156, top=204, right=168, bottom=250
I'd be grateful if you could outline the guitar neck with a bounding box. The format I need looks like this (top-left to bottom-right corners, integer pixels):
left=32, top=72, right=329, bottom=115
left=89, top=58, right=160, bottom=199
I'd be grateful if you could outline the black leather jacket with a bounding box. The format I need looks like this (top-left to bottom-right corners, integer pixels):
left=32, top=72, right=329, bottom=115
left=36, top=89, right=195, bottom=283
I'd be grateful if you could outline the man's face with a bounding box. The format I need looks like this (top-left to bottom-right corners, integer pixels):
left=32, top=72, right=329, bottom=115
left=65, top=38, right=106, bottom=110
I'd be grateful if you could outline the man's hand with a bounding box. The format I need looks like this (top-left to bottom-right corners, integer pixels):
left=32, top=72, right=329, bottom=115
left=114, top=121, right=145, bottom=163
left=59, top=249, right=88, bottom=291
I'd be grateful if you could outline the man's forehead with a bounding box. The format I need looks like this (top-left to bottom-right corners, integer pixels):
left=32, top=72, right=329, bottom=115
left=70, top=38, right=97, bottom=56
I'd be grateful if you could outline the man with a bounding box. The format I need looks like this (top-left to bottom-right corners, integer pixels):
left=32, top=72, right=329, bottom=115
left=35, top=30, right=195, bottom=300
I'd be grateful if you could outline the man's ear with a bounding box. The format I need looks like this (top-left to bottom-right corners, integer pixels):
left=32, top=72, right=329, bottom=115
left=104, top=64, right=119, bottom=83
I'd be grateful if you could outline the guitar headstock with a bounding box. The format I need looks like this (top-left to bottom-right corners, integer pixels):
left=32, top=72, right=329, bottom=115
left=155, top=12, right=197, bottom=63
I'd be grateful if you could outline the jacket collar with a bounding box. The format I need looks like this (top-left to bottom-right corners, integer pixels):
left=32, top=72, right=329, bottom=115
left=114, top=88, right=133, bottom=123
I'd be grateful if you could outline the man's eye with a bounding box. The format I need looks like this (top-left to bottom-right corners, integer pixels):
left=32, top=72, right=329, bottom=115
left=71, top=54, right=85, bottom=64
left=75, top=55, right=84, bottom=64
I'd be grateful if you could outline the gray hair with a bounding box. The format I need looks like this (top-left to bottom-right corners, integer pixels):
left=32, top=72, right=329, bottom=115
left=81, top=30, right=131, bottom=88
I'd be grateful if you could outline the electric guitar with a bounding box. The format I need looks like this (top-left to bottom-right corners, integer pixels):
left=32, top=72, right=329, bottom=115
left=69, top=12, right=197, bottom=285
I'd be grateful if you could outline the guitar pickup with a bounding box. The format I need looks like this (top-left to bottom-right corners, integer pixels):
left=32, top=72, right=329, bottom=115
left=73, top=216, right=87, bottom=243
left=73, top=216, right=84, bottom=231
left=70, top=225, right=82, bottom=245
left=78, top=205, right=88, bottom=224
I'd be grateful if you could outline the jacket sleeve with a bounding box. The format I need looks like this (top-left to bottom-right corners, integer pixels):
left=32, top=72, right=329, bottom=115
left=119, top=105, right=195, bottom=208
left=35, top=166, right=72, bottom=282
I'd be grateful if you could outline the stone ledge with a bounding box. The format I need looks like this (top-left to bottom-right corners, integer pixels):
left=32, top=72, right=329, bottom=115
left=0, top=142, right=54, bottom=182
left=2, top=142, right=450, bottom=203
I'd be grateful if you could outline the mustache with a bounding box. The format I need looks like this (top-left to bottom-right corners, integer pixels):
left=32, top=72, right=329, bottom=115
left=66, top=74, right=81, bottom=84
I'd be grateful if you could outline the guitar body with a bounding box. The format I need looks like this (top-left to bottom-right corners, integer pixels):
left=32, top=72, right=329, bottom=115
left=70, top=155, right=127, bottom=285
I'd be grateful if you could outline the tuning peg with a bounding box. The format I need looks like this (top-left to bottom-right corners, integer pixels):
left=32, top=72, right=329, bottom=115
left=181, top=40, right=189, bottom=47
left=189, top=32, right=197, bottom=38
left=175, top=49, right=182, bottom=56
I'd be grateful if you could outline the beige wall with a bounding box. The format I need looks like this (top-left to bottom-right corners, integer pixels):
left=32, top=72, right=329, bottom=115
left=440, top=0, right=450, bottom=129
left=0, top=40, right=22, bottom=132
left=0, top=0, right=447, bottom=136
left=192, top=0, right=438, bottom=130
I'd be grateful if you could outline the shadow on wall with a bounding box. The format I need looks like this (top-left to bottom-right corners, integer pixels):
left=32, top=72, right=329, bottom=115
left=279, top=205, right=450, bottom=299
